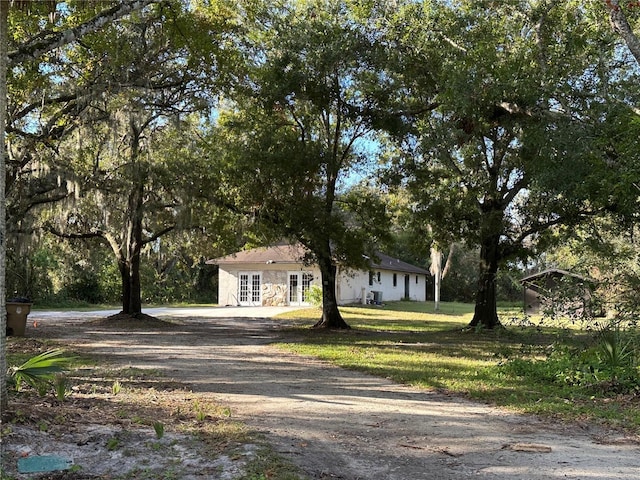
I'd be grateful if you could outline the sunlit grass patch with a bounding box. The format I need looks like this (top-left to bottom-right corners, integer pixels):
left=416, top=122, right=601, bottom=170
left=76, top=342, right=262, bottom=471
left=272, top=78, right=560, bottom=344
left=277, top=302, right=474, bottom=330
left=274, top=301, right=640, bottom=433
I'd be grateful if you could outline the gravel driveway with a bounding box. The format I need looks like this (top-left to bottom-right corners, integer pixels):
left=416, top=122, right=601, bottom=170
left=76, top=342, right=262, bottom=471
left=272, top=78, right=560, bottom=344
left=18, top=308, right=640, bottom=479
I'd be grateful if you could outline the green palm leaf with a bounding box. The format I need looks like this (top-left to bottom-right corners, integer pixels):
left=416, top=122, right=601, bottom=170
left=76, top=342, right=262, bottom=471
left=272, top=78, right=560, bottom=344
left=10, top=349, right=74, bottom=392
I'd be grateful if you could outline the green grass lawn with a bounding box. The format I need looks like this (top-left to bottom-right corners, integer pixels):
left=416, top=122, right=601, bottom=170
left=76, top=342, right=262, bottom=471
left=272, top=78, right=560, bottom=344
left=275, top=301, right=640, bottom=433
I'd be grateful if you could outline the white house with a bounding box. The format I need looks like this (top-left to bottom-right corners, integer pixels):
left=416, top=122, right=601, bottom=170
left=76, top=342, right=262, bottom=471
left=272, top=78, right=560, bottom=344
left=208, top=244, right=430, bottom=307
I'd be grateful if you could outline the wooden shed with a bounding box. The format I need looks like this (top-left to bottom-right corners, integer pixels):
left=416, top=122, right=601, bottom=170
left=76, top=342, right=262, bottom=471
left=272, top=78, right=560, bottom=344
left=521, top=269, right=593, bottom=316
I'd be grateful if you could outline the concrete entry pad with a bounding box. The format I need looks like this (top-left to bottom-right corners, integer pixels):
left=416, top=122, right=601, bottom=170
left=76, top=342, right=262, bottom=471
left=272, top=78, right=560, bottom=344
left=29, top=305, right=304, bottom=323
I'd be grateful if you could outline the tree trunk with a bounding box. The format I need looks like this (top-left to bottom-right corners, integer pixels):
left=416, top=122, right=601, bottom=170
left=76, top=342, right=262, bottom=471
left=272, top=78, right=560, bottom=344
left=469, top=235, right=501, bottom=329
left=118, top=249, right=143, bottom=315
left=608, top=0, right=640, bottom=66
left=430, top=247, right=442, bottom=311
left=119, top=119, right=145, bottom=316
left=0, top=0, right=8, bottom=416
left=128, top=247, right=142, bottom=313
left=313, top=255, right=350, bottom=329
left=118, top=258, right=142, bottom=314
left=119, top=260, right=132, bottom=314
left=119, top=187, right=144, bottom=314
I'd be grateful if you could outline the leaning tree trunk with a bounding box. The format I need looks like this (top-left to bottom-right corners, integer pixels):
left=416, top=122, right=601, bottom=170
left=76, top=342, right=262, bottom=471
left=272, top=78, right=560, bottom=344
left=313, top=255, right=350, bottom=329
left=469, top=234, right=501, bottom=329
left=608, top=0, right=640, bottom=66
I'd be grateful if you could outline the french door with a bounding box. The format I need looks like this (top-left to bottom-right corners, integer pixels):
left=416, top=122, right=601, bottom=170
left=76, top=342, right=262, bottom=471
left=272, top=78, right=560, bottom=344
left=238, top=272, right=261, bottom=306
left=288, top=272, right=313, bottom=306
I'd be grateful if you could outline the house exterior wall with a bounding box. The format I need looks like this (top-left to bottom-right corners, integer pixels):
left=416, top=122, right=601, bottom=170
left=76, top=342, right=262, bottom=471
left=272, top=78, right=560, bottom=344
left=523, top=274, right=565, bottom=314
left=336, top=269, right=370, bottom=305
left=218, top=263, right=320, bottom=307
left=218, top=268, right=238, bottom=306
left=261, top=269, right=288, bottom=306
left=409, top=273, right=428, bottom=302
left=331, top=267, right=428, bottom=305
left=366, top=269, right=427, bottom=303
left=219, top=263, right=428, bottom=307
left=524, top=284, right=542, bottom=314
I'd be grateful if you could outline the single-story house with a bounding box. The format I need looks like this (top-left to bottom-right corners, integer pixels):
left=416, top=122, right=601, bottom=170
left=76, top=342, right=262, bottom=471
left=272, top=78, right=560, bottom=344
left=208, top=244, right=430, bottom=307
left=521, top=268, right=593, bottom=316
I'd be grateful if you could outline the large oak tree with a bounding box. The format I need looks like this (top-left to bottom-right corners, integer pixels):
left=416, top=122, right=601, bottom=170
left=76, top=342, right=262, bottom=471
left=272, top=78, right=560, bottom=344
left=42, top=2, right=238, bottom=316
left=207, top=0, right=393, bottom=329
left=0, top=0, right=167, bottom=432
left=389, top=1, right=615, bottom=328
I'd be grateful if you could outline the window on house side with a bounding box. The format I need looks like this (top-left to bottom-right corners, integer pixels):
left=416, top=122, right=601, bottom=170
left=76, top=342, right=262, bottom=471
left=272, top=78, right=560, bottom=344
left=369, top=271, right=374, bottom=286
left=377, top=272, right=381, bottom=282
left=393, top=273, right=397, bottom=287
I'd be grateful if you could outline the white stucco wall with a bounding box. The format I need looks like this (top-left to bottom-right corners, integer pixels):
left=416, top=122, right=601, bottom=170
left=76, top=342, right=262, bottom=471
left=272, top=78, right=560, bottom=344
left=336, top=268, right=370, bottom=305
left=411, top=273, right=428, bottom=302
left=218, top=268, right=238, bottom=306
left=367, top=270, right=427, bottom=303
left=328, top=267, right=428, bottom=305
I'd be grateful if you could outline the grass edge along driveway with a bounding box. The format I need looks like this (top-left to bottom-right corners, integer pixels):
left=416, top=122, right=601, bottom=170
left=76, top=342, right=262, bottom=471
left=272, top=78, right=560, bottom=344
left=274, top=302, right=640, bottom=434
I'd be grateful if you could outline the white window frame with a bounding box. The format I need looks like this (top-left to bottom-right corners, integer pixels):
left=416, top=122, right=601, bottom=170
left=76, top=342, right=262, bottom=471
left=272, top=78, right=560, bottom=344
left=238, top=271, right=261, bottom=306
left=288, top=271, right=314, bottom=306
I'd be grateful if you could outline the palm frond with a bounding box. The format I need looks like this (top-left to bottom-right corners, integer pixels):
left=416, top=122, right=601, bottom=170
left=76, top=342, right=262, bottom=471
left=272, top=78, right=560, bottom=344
left=10, top=349, right=74, bottom=392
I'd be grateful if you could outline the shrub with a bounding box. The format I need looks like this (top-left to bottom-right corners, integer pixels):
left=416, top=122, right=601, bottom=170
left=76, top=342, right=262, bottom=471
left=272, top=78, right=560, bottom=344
left=306, top=285, right=323, bottom=308
left=500, top=328, right=640, bottom=396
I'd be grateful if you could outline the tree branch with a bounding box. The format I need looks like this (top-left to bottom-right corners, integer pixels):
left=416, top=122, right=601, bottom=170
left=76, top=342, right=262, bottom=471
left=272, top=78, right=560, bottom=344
left=46, top=226, right=105, bottom=241
left=441, top=243, right=456, bottom=279
left=606, top=0, right=640, bottom=66
left=141, top=225, right=176, bottom=246
left=9, top=0, right=165, bottom=67
left=510, top=209, right=600, bottom=250
left=501, top=174, right=527, bottom=206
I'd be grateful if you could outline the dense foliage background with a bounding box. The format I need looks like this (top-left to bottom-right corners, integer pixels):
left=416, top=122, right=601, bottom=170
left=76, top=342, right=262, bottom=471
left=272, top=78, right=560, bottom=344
left=2, top=0, right=639, bottom=321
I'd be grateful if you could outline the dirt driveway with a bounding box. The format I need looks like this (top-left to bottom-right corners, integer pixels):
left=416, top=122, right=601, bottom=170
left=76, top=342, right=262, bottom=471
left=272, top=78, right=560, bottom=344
left=8, top=308, right=640, bottom=479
